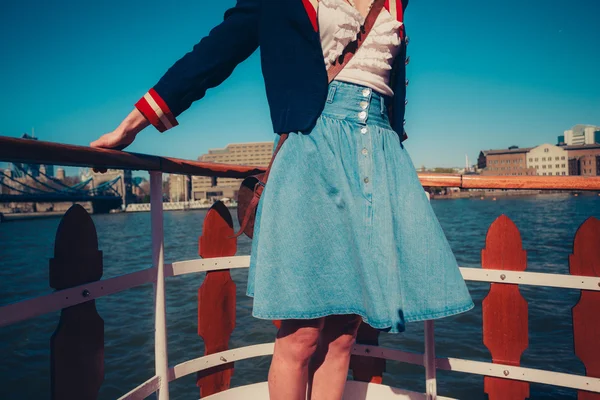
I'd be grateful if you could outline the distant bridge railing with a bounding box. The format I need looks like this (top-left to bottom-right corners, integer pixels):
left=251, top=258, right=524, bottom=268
left=0, top=135, right=599, bottom=400
left=0, top=141, right=125, bottom=204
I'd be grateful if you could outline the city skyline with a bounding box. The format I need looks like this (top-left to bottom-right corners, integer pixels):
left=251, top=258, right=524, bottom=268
left=1, top=0, right=599, bottom=168
left=3, top=123, right=596, bottom=177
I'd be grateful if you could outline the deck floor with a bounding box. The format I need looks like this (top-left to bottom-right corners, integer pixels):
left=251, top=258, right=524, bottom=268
left=203, top=381, right=457, bottom=399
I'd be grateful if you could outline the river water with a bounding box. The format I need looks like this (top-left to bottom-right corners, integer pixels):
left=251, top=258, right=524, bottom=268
left=1, top=193, right=598, bottom=399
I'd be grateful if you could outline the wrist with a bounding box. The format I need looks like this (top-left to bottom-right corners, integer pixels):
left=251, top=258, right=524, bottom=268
left=118, top=109, right=150, bottom=138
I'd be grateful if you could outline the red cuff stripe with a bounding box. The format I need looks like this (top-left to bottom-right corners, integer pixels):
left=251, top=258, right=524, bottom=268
left=148, top=88, right=178, bottom=128
left=134, top=89, right=178, bottom=133
left=135, top=96, right=167, bottom=132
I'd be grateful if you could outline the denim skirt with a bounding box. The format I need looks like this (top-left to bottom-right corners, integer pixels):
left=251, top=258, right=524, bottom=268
left=246, top=81, right=474, bottom=333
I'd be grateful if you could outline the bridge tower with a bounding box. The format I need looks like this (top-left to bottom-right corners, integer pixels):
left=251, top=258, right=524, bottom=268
left=90, top=169, right=134, bottom=208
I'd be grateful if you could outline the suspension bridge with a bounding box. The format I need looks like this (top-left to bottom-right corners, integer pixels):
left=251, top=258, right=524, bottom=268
left=0, top=165, right=124, bottom=212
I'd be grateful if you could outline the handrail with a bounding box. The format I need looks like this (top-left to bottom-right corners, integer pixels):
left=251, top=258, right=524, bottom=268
left=2, top=136, right=600, bottom=190
left=0, top=136, right=264, bottom=179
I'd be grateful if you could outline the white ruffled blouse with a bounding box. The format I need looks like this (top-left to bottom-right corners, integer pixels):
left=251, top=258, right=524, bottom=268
left=318, top=0, right=402, bottom=96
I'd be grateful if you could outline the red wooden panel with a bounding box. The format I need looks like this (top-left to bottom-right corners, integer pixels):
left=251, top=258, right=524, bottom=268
left=350, top=322, right=385, bottom=384
left=482, top=215, right=529, bottom=400
left=570, top=217, right=600, bottom=400
left=49, top=204, right=104, bottom=400
left=197, top=201, right=237, bottom=398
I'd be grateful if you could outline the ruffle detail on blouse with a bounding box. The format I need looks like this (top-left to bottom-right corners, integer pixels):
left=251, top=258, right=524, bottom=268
left=370, top=18, right=403, bottom=46
left=347, top=48, right=394, bottom=71
left=320, top=0, right=402, bottom=71
left=320, top=0, right=363, bottom=68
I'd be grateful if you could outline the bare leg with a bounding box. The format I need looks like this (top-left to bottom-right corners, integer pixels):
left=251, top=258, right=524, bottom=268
left=269, top=318, right=325, bottom=400
left=308, top=315, right=362, bottom=400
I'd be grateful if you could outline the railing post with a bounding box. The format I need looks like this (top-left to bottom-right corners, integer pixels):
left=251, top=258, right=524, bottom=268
left=151, top=171, right=169, bottom=400
left=350, top=323, right=385, bottom=383
left=570, top=217, right=600, bottom=400
left=424, top=320, right=437, bottom=400
left=196, top=201, right=237, bottom=397
left=423, top=190, right=437, bottom=400
left=482, top=215, right=529, bottom=400
left=50, top=204, right=104, bottom=400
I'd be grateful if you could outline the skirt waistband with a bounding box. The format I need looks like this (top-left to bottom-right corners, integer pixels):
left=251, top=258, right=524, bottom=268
left=321, top=81, right=391, bottom=127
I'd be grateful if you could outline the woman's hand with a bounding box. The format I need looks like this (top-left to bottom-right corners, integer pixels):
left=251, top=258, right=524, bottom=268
left=90, top=129, right=137, bottom=151
left=90, top=108, right=151, bottom=172
left=90, top=108, right=149, bottom=151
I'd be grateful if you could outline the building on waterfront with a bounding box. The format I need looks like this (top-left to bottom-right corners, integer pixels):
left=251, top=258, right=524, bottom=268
left=564, top=144, right=600, bottom=176
left=559, top=125, right=600, bottom=146
left=478, top=141, right=600, bottom=177
left=169, top=174, right=192, bottom=202
left=191, top=142, right=274, bottom=201
left=526, top=144, right=569, bottom=176
left=556, top=125, right=600, bottom=176
left=477, top=146, right=536, bottom=176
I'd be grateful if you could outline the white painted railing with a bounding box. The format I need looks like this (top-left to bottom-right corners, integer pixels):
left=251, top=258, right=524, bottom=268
left=3, top=255, right=600, bottom=398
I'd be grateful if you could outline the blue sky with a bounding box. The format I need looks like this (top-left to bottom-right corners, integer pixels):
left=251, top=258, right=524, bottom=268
left=1, top=0, right=599, bottom=172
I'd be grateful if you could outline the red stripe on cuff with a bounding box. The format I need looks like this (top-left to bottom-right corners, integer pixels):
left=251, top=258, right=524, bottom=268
left=135, top=96, right=167, bottom=132
left=148, top=88, right=178, bottom=128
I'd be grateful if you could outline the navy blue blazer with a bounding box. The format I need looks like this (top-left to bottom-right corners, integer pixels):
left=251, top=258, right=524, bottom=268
left=135, top=0, right=409, bottom=141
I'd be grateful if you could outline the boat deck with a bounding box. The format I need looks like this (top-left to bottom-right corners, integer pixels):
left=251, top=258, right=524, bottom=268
left=203, top=381, right=455, bottom=400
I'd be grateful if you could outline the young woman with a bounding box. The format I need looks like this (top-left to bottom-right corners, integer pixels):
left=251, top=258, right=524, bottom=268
left=91, top=0, right=474, bottom=398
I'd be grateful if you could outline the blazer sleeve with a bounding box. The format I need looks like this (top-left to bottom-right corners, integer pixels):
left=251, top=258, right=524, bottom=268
left=135, top=0, right=261, bottom=132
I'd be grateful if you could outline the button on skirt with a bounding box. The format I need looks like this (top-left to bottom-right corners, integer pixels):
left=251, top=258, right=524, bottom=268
left=247, top=81, right=473, bottom=333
